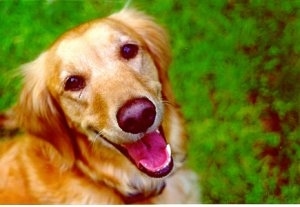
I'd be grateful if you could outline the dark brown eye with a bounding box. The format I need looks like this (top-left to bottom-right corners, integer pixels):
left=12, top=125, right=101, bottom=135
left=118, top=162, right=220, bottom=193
left=120, top=44, right=139, bottom=60
left=64, top=75, right=86, bottom=91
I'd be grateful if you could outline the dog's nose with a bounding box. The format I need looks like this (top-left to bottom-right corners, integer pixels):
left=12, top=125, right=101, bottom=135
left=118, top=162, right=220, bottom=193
left=117, top=97, right=156, bottom=134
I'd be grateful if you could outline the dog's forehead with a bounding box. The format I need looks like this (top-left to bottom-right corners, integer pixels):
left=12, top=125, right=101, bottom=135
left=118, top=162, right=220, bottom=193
left=53, top=20, right=140, bottom=65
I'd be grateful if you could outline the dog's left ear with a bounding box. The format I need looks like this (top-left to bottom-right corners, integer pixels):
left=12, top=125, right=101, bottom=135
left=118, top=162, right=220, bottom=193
left=110, top=9, right=176, bottom=102
left=15, top=53, right=75, bottom=167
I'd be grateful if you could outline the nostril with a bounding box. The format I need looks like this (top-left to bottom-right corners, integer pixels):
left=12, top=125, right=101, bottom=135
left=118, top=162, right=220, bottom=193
left=116, top=97, right=156, bottom=134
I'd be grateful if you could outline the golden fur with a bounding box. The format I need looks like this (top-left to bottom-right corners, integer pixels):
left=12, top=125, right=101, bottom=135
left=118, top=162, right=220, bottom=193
left=0, top=9, right=199, bottom=204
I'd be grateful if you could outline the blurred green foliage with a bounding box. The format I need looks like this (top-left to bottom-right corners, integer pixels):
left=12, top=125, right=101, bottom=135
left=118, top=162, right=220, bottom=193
left=0, top=0, right=299, bottom=204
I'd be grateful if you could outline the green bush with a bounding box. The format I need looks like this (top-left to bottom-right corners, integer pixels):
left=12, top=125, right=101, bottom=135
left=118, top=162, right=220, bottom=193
left=0, top=0, right=299, bottom=203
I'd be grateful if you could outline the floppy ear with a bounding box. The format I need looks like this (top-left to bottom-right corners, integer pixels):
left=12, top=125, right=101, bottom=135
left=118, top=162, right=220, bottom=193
left=109, top=9, right=176, bottom=103
left=15, top=53, right=75, bottom=167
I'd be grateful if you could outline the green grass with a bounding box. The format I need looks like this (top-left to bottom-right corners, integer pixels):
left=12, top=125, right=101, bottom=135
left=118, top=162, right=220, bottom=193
left=0, top=0, right=299, bottom=204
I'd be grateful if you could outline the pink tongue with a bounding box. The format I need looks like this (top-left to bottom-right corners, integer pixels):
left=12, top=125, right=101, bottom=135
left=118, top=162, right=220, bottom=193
left=123, top=131, right=171, bottom=173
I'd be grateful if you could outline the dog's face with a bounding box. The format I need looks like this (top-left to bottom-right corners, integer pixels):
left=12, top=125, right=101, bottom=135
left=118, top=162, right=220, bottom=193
left=15, top=9, right=186, bottom=199
left=49, top=16, right=172, bottom=177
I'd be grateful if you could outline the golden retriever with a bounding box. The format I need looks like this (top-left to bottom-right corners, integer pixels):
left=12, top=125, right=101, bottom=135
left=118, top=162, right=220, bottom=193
left=0, top=9, right=199, bottom=204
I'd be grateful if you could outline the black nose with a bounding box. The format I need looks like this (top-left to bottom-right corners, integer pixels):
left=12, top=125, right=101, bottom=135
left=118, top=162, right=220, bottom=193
left=117, top=97, right=156, bottom=134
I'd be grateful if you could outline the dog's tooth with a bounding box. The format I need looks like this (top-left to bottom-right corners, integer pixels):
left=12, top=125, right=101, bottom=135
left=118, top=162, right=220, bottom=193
left=166, top=144, right=171, bottom=156
left=160, top=144, right=172, bottom=169
left=156, top=129, right=160, bottom=133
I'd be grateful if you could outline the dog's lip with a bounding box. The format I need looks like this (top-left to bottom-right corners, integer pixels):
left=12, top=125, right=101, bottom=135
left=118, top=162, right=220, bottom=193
left=90, top=127, right=173, bottom=178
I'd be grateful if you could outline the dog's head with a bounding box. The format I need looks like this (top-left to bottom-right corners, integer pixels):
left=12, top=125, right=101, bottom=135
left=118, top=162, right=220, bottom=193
left=15, top=9, right=187, bottom=198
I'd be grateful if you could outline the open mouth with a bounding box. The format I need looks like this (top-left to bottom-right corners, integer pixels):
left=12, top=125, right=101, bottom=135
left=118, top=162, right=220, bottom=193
left=92, top=127, right=173, bottom=178
left=122, top=128, right=173, bottom=178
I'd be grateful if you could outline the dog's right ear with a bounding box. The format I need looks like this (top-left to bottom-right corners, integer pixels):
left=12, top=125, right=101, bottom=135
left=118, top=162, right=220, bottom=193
left=15, top=53, right=75, bottom=167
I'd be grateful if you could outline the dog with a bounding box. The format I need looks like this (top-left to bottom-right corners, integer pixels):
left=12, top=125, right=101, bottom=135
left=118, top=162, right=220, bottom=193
left=0, top=8, right=199, bottom=204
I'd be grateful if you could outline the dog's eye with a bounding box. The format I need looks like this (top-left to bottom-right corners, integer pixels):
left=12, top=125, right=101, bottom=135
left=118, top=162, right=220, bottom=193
left=64, top=75, right=86, bottom=91
left=120, top=44, right=139, bottom=60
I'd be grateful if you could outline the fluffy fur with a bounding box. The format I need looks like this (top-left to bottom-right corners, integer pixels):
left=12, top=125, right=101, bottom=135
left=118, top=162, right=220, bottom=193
left=0, top=9, right=199, bottom=204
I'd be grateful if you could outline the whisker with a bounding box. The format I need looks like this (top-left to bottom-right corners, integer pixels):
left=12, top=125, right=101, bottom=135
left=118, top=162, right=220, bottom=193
left=162, top=100, right=175, bottom=107
left=89, top=129, right=106, bottom=151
